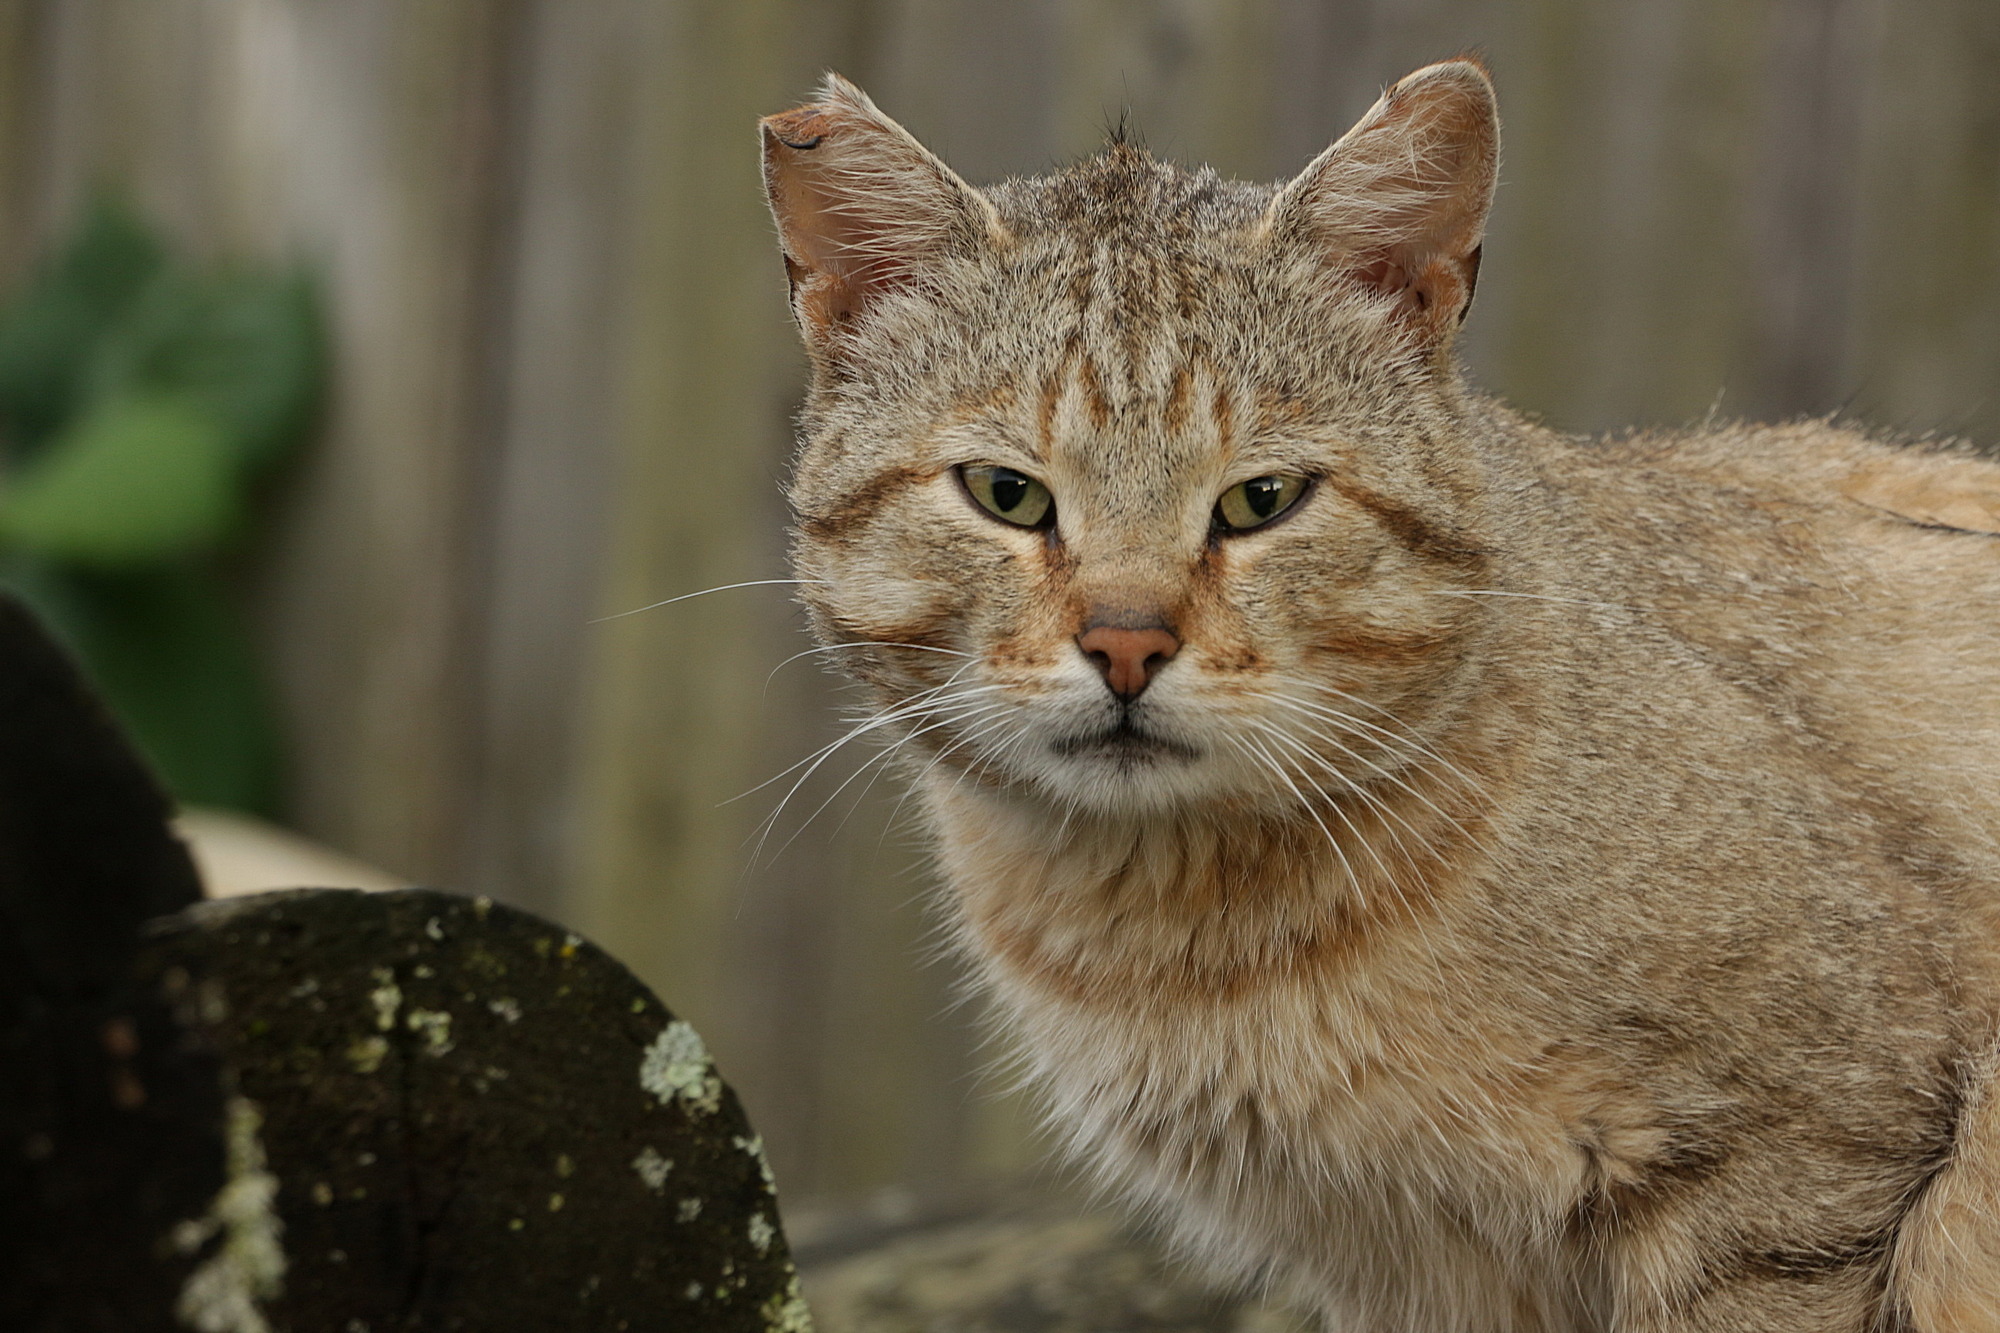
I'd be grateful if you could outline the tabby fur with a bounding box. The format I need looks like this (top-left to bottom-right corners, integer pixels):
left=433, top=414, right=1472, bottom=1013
left=761, top=61, right=2000, bottom=1331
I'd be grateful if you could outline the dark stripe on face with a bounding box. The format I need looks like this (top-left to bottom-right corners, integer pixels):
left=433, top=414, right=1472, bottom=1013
left=1211, top=380, right=1234, bottom=459
left=1322, top=474, right=1488, bottom=570
left=1077, top=353, right=1113, bottom=430
left=1308, top=625, right=1459, bottom=664
left=797, top=463, right=934, bottom=541
left=1038, top=364, right=1064, bottom=457
left=1163, top=364, right=1192, bottom=433
left=824, top=612, right=956, bottom=655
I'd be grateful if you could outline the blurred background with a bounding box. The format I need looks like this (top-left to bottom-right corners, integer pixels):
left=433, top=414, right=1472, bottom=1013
left=0, top=0, right=1993, bottom=1210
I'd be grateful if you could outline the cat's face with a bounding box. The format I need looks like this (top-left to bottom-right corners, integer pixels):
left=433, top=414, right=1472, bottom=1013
left=767, top=66, right=1499, bottom=818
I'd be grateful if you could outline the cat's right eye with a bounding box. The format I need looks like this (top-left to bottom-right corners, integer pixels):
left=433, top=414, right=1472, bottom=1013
left=959, top=465, right=1054, bottom=529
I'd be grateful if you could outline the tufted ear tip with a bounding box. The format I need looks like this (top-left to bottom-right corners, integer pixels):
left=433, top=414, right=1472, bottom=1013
left=1394, top=56, right=1495, bottom=99
left=1269, top=57, right=1500, bottom=349
left=812, top=70, right=875, bottom=111
left=760, top=76, right=1000, bottom=360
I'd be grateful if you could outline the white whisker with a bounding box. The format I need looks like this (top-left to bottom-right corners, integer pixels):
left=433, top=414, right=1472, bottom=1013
left=1229, top=733, right=1364, bottom=908
left=1249, top=717, right=1440, bottom=870
left=1255, top=725, right=1401, bottom=887
left=728, top=664, right=988, bottom=804
left=1254, top=692, right=1476, bottom=843
left=756, top=695, right=1014, bottom=862
left=591, top=578, right=826, bottom=624
left=764, top=639, right=975, bottom=688
left=825, top=701, right=1020, bottom=845
left=1277, top=679, right=1488, bottom=793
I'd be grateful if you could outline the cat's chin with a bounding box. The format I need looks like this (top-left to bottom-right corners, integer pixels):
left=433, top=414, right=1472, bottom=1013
left=1049, top=720, right=1200, bottom=764
left=994, top=722, right=1231, bottom=817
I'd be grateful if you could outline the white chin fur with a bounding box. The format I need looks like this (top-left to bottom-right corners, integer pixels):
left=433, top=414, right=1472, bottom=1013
left=966, top=688, right=1288, bottom=816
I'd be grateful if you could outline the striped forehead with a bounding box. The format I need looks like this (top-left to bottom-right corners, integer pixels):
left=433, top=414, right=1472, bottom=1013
left=1031, top=339, right=1231, bottom=468
left=1010, top=252, right=1243, bottom=509
left=1025, top=358, right=1227, bottom=545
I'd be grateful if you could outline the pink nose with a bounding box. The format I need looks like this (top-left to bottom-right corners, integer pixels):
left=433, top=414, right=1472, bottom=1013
left=1076, top=624, right=1181, bottom=701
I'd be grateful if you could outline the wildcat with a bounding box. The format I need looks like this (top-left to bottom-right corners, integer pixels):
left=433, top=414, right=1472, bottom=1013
left=760, top=60, right=2000, bottom=1331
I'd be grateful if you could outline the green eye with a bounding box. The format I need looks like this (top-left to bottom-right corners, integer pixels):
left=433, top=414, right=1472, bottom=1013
left=1216, top=474, right=1309, bottom=531
left=961, top=465, right=1054, bottom=529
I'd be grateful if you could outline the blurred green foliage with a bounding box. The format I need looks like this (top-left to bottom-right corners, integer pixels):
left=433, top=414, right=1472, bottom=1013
left=0, top=200, right=323, bottom=813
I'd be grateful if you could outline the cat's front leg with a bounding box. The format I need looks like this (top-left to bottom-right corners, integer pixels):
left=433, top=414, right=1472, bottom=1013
left=1888, top=1044, right=2000, bottom=1332
left=1613, top=1271, right=1887, bottom=1333
left=1603, top=1205, right=1900, bottom=1332
left=1597, top=1058, right=2000, bottom=1331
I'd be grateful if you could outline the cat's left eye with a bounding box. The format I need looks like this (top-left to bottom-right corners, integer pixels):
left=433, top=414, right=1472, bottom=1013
left=1216, top=474, right=1309, bottom=531
left=960, top=465, right=1055, bottom=529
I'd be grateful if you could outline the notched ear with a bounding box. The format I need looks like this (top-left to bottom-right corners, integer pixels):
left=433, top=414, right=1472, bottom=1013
left=1267, top=59, right=1499, bottom=348
left=761, top=74, right=1003, bottom=356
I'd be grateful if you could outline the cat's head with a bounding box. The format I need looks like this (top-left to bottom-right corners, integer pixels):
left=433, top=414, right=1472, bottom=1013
left=764, top=62, right=1501, bottom=818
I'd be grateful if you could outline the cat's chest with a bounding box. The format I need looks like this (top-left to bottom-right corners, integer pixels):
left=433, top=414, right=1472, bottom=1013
left=938, top=801, right=1616, bottom=1328
left=992, top=941, right=1581, bottom=1192
left=981, top=942, right=1601, bottom=1327
left=934, top=786, right=1603, bottom=1224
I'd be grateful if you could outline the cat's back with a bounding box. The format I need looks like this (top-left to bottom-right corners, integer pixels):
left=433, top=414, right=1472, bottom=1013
left=1532, top=418, right=2000, bottom=878
left=1545, top=418, right=2000, bottom=676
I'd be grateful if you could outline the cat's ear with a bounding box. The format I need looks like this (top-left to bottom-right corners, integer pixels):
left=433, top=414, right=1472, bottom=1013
left=1266, top=59, right=1498, bottom=346
left=762, top=75, right=1003, bottom=354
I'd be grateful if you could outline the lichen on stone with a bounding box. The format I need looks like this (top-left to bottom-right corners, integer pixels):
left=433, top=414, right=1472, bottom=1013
left=171, top=1097, right=286, bottom=1333
left=488, top=996, right=522, bottom=1024
left=748, top=1211, right=775, bottom=1255
left=760, top=1275, right=814, bottom=1333
left=404, top=1008, right=453, bottom=1056
left=677, top=1197, right=702, bottom=1222
left=345, top=1036, right=389, bottom=1074
left=733, top=1134, right=777, bottom=1189
left=368, top=969, right=401, bottom=1032
left=632, top=1146, right=673, bottom=1192
left=639, top=1021, right=720, bottom=1114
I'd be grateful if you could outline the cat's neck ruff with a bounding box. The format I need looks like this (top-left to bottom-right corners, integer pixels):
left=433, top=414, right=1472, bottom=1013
left=924, top=763, right=1493, bottom=1009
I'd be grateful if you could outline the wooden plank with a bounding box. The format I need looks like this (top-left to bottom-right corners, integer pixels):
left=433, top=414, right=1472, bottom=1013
left=452, top=0, right=630, bottom=918
left=567, top=0, right=837, bottom=1191
left=1850, top=0, right=2000, bottom=449
left=234, top=3, right=519, bottom=888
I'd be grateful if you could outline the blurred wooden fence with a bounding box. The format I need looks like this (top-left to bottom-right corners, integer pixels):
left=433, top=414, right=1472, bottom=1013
left=0, top=0, right=1994, bottom=1202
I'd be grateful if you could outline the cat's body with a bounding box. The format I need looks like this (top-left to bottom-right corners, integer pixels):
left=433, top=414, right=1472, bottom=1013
left=761, top=62, right=2000, bottom=1330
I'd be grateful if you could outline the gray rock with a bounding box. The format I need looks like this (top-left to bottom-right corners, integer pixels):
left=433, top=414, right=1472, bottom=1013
left=793, top=1192, right=1312, bottom=1333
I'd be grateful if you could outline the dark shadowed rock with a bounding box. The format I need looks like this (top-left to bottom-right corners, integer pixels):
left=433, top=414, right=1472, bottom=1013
left=0, top=593, right=808, bottom=1330
left=0, top=593, right=221, bottom=1331
left=140, top=887, right=812, bottom=1332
